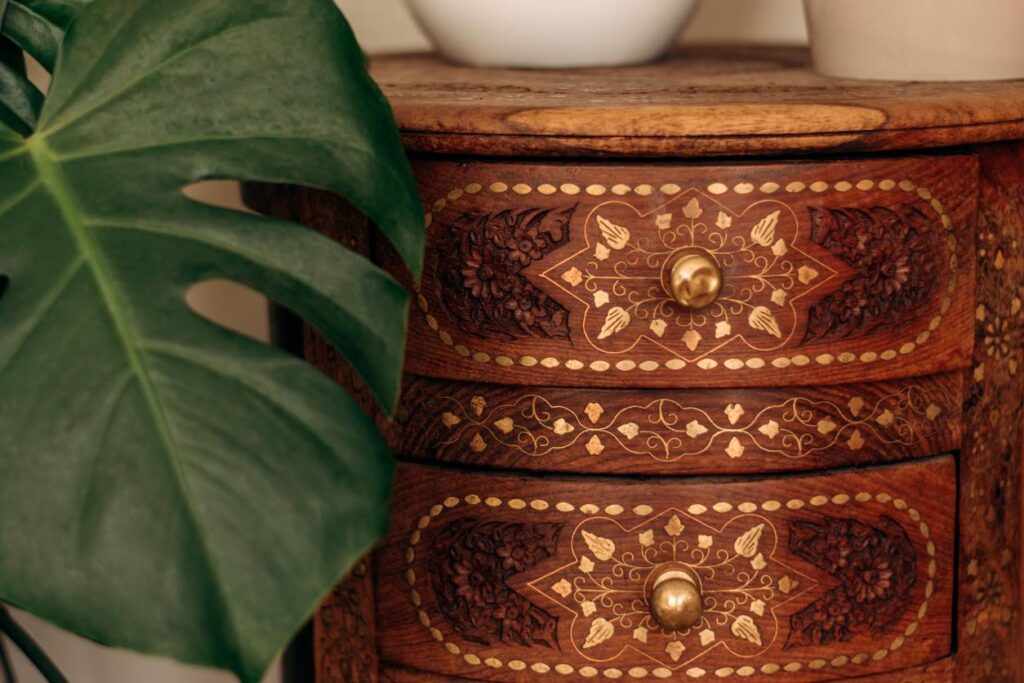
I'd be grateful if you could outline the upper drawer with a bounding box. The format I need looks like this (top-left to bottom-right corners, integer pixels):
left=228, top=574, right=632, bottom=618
left=389, top=156, right=977, bottom=388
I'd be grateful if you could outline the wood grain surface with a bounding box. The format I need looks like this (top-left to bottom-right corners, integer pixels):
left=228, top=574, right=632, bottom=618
left=242, top=103, right=1024, bottom=683
left=386, top=155, right=976, bottom=389
left=371, top=47, right=1024, bottom=158
left=381, top=662, right=467, bottom=682
left=391, top=372, right=962, bottom=476
left=953, top=143, right=1024, bottom=683
left=851, top=657, right=954, bottom=682
left=375, top=458, right=955, bottom=682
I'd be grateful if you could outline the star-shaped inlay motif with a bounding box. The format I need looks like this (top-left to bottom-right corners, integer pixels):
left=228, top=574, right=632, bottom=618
left=528, top=509, right=815, bottom=668
left=543, top=192, right=839, bottom=361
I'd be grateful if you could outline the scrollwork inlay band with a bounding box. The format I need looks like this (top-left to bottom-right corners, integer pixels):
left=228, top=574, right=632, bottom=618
left=436, top=386, right=946, bottom=462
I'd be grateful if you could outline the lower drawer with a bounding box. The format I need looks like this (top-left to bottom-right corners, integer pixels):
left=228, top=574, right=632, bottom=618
left=375, top=457, right=955, bottom=681
left=378, top=659, right=954, bottom=683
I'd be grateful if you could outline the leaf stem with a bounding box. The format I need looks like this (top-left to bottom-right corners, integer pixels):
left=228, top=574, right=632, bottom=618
left=0, top=607, right=67, bottom=683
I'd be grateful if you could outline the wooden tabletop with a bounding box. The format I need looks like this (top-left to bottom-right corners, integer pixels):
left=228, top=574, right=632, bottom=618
left=371, top=46, right=1024, bottom=158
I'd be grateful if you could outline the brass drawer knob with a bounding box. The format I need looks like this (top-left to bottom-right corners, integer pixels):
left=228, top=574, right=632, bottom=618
left=649, top=568, right=703, bottom=631
left=669, top=248, right=722, bottom=309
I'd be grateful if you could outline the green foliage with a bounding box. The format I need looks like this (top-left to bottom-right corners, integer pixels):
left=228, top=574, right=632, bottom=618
left=0, top=1, right=88, bottom=132
left=2, top=1, right=89, bottom=70
left=0, top=34, right=40, bottom=134
left=0, top=0, right=423, bottom=681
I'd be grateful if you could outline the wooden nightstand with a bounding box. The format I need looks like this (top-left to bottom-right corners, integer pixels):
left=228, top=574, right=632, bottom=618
left=250, top=47, right=1024, bottom=683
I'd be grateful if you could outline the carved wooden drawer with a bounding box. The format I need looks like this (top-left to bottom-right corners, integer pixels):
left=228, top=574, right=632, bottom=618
left=387, top=156, right=976, bottom=389
left=375, top=458, right=955, bottom=681
left=391, top=372, right=963, bottom=475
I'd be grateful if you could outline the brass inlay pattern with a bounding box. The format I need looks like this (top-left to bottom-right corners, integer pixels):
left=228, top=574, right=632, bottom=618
left=418, top=179, right=958, bottom=374
left=958, top=188, right=1024, bottom=664
left=438, top=387, right=946, bottom=462
left=404, top=491, right=938, bottom=679
left=528, top=511, right=816, bottom=668
left=541, top=196, right=838, bottom=360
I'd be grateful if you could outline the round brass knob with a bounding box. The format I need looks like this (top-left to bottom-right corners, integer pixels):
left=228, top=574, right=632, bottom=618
left=649, top=569, right=703, bottom=632
left=669, top=248, right=722, bottom=309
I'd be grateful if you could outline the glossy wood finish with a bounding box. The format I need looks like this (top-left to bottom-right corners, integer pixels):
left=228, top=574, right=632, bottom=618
left=388, top=156, right=975, bottom=389
left=375, top=458, right=955, bottom=682
left=371, top=47, right=1024, bottom=158
left=391, top=373, right=963, bottom=475
left=258, top=146, right=1024, bottom=681
left=245, top=50, right=1024, bottom=683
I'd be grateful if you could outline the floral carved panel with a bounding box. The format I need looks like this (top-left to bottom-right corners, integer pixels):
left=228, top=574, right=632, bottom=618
left=426, top=518, right=562, bottom=649
left=786, top=517, right=917, bottom=649
left=316, top=561, right=376, bottom=683
left=804, top=203, right=946, bottom=343
left=435, top=207, right=574, bottom=339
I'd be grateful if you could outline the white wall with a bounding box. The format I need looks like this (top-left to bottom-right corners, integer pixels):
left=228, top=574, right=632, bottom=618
left=8, top=1, right=806, bottom=682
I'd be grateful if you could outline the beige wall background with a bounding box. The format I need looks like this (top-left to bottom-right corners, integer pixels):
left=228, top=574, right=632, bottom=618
left=8, top=1, right=806, bottom=682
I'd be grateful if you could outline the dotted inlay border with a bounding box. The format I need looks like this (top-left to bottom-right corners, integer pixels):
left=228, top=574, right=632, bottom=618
left=405, top=491, right=938, bottom=680
left=418, top=179, right=958, bottom=374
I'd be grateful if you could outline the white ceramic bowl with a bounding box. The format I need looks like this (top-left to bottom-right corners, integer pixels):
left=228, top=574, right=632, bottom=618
left=805, top=0, right=1024, bottom=81
left=404, top=0, right=699, bottom=69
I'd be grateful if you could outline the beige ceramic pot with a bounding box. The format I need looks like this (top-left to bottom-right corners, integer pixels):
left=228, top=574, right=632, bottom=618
left=404, top=0, right=698, bottom=69
left=804, top=0, right=1024, bottom=81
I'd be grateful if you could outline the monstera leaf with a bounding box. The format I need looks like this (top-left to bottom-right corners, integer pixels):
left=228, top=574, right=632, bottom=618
left=0, top=0, right=423, bottom=681
left=0, top=34, right=37, bottom=133
left=0, top=0, right=88, bottom=68
left=0, top=0, right=89, bottom=132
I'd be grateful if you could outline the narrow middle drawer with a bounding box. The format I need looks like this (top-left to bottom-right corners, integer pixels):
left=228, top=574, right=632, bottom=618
left=391, top=372, right=963, bottom=475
